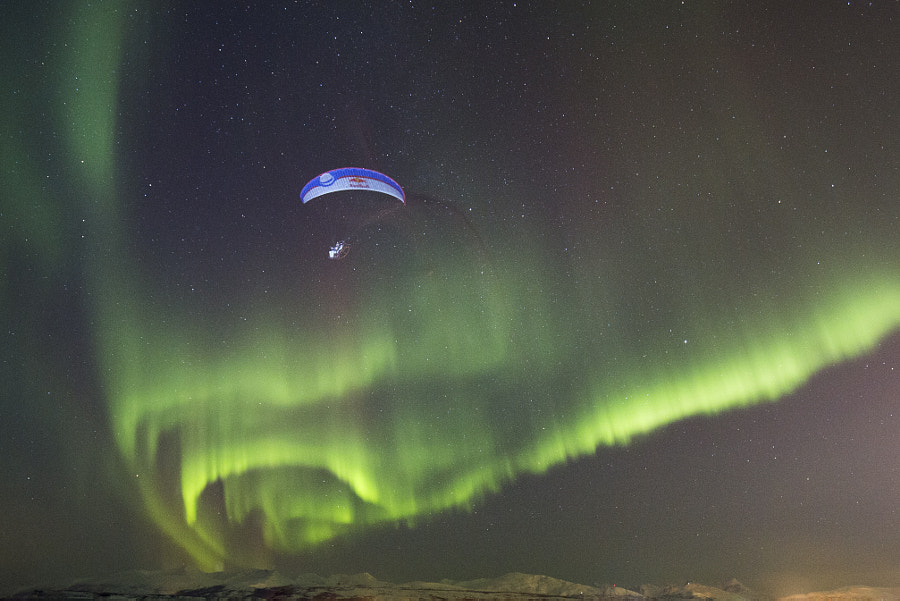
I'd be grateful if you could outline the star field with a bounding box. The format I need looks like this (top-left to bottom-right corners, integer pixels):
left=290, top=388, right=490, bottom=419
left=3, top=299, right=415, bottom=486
left=1, top=2, right=899, bottom=596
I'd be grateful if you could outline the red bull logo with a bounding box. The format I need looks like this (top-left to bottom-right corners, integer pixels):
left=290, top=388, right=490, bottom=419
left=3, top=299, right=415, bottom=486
left=347, top=176, right=371, bottom=188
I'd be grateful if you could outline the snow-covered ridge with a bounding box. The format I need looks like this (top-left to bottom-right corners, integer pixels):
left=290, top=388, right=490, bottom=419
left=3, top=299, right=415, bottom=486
left=8, top=570, right=898, bottom=601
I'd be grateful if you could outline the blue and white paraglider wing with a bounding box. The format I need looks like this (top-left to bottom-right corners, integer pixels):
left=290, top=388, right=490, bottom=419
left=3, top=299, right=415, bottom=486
left=301, top=167, right=406, bottom=204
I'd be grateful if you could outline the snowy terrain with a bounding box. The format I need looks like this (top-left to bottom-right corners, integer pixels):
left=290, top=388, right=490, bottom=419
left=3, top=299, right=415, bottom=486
left=9, top=569, right=899, bottom=601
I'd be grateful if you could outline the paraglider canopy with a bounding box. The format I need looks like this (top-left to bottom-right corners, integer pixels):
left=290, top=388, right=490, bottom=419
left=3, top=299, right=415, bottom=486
left=301, top=167, right=405, bottom=205
left=301, top=168, right=406, bottom=260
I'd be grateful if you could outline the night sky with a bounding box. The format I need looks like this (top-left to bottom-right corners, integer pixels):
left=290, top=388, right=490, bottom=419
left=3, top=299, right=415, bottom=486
left=2, top=1, right=899, bottom=596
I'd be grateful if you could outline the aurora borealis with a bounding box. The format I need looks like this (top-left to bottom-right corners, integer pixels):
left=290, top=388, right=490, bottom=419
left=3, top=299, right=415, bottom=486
left=2, top=1, right=900, bottom=596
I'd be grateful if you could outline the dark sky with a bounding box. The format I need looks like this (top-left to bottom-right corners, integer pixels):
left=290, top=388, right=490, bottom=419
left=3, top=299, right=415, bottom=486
left=2, top=1, right=899, bottom=597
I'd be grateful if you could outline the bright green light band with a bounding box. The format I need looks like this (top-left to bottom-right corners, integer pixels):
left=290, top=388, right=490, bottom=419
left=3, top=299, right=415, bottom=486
left=95, top=263, right=900, bottom=571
